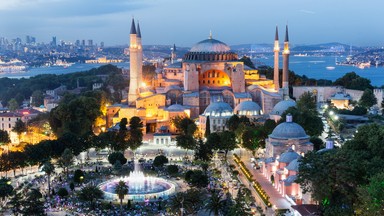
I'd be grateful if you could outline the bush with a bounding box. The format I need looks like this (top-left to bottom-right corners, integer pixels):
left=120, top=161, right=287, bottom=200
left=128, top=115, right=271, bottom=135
left=167, top=165, right=179, bottom=176
left=57, top=187, right=69, bottom=198
left=185, top=170, right=194, bottom=182
left=108, top=152, right=127, bottom=165
left=73, top=169, right=84, bottom=183
left=153, top=155, right=169, bottom=167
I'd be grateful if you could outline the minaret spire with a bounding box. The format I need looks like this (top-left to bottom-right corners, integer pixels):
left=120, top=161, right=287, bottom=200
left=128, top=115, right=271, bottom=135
left=282, top=25, right=290, bottom=96
left=137, top=21, right=141, bottom=38
left=130, top=18, right=137, bottom=34
left=209, top=30, right=212, bottom=39
left=285, top=25, right=289, bottom=42
left=273, top=26, right=280, bottom=91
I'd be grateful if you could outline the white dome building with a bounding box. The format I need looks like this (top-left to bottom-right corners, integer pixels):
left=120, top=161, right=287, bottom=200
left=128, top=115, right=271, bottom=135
left=234, top=100, right=263, bottom=117
left=269, top=99, right=297, bottom=122
left=199, top=102, right=233, bottom=134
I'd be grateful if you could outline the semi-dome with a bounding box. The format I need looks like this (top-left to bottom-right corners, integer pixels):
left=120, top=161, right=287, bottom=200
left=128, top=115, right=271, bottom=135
left=166, top=104, right=185, bottom=112
left=286, top=158, right=301, bottom=171
left=270, top=116, right=308, bottom=139
left=279, top=148, right=300, bottom=163
left=203, top=102, right=233, bottom=117
left=190, top=38, right=231, bottom=53
left=270, top=100, right=296, bottom=116
left=234, top=101, right=262, bottom=116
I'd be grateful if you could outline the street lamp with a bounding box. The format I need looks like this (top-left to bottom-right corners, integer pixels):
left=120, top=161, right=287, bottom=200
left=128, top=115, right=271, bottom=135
left=329, top=111, right=334, bottom=116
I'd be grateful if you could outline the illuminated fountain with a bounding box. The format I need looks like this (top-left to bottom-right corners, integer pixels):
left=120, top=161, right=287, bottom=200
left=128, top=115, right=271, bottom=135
left=98, top=160, right=175, bottom=201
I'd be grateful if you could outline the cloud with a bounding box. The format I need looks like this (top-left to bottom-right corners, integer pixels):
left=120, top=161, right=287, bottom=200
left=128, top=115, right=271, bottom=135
left=299, top=9, right=316, bottom=14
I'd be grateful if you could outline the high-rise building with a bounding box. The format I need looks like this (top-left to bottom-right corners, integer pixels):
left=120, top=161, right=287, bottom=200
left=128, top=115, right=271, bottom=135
left=52, top=36, right=57, bottom=47
left=88, top=39, right=93, bottom=47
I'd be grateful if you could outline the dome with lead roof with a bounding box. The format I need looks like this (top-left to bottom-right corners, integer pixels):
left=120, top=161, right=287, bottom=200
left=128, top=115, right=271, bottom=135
left=270, top=100, right=296, bottom=116
left=190, top=38, right=231, bottom=53
left=234, top=101, right=262, bottom=116
left=166, top=104, right=185, bottom=112
left=202, top=102, right=233, bottom=117
left=279, top=148, right=300, bottom=163
left=270, top=115, right=308, bottom=139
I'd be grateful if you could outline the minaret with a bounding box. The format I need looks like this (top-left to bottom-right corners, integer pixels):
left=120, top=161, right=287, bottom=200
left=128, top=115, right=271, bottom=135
left=128, top=18, right=139, bottom=106
left=171, top=44, right=176, bottom=64
left=282, top=25, right=290, bottom=94
left=136, top=21, right=143, bottom=90
left=273, top=26, right=280, bottom=91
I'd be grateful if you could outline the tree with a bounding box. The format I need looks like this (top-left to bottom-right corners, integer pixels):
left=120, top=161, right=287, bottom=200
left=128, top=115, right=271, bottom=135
left=176, top=134, right=195, bottom=152
left=73, top=169, right=84, bottom=184
left=219, top=131, right=237, bottom=158
left=7, top=98, right=19, bottom=111
left=188, top=170, right=209, bottom=188
left=57, top=148, right=74, bottom=179
left=0, top=130, right=10, bottom=150
left=12, top=119, right=27, bottom=143
left=239, top=55, right=256, bottom=69
left=0, top=178, right=13, bottom=209
left=241, top=127, right=261, bottom=153
left=204, top=190, right=225, bottom=216
left=359, top=88, right=377, bottom=108
left=206, top=132, right=221, bottom=150
left=226, top=115, right=241, bottom=131
left=194, top=139, right=213, bottom=162
left=281, top=92, right=323, bottom=137
left=205, top=116, right=211, bottom=138
left=57, top=187, right=69, bottom=198
left=119, top=118, right=128, bottom=131
left=128, top=116, right=143, bottom=151
left=20, top=188, right=45, bottom=216
left=31, top=90, right=44, bottom=107
left=77, top=184, right=104, bottom=209
left=153, top=155, right=169, bottom=168
left=167, top=165, right=179, bottom=176
left=42, top=160, right=54, bottom=197
left=113, top=160, right=122, bottom=172
left=310, top=137, right=324, bottom=151
left=333, top=72, right=373, bottom=90
left=115, top=180, right=129, bottom=216
left=355, top=172, right=384, bottom=216
left=108, top=152, right=127, bottom=166
left=8, top=190, right=22, bottom=215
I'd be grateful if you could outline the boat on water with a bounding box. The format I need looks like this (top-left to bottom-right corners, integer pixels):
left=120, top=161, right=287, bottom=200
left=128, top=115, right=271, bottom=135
left=294, top=53, right=308, bottom=57
left=326, top=66, right=335, bottom=70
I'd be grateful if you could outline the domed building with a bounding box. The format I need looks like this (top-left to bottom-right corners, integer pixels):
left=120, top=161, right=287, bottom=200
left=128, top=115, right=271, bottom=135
left=265, top=114, right=312, bottom=158
left=262, top=114, right=313, bottom=205
left=199, top=101, right=233, bottom=134
left=234, top=100, right=263, bottom=120
left=108, top=19, right=292, bottom=136
left=269, top=99, right=297, bottom=122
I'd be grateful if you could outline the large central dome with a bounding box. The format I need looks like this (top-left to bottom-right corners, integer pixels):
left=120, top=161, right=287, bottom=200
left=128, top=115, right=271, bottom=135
left=190, top=38, right=231, bottom=53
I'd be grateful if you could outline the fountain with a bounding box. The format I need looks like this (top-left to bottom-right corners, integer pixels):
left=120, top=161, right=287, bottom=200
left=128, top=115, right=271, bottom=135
left=98, top=159, right=175, bottom=201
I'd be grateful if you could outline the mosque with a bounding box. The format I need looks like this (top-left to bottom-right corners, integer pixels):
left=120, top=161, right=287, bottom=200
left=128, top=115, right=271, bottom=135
left=107, top=19, right=297, bottom=135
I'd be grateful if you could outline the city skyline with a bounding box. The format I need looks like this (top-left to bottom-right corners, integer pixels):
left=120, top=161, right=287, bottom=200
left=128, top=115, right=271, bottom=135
left=1, top=0, right=384, bottom=47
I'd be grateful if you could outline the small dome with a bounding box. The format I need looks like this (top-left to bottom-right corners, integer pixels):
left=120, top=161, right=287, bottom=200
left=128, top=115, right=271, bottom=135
left=203, top=102, right=233, bottom=117
left=270, top=119, right=308, bottom=139
left=164, top=85, right=182, bottom=93
left=286, top=158, right=301, bottom=171
left=234, top=101, right=262, bottom=116
left=279, top=148, right=300, bottom=163
left=166, top=104, right=185, bottom=112
left=270, top=100, right=296, bottom=116
left=190, top=38, right=231, bottom=53
left=284, top=175, right=297, bottom=186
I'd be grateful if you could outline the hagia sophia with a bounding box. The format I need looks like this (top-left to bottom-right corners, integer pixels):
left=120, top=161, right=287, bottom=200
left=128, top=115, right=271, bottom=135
left=107, top=19, right=299, bottom=135
left=106, top=18, right=317, bottom=205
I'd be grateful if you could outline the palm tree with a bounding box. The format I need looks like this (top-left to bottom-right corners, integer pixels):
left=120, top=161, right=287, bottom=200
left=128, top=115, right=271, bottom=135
left=77, top=184, right=104, bottom=209
left=42, top=160, right=54, bottom=197
left=114, top=180, right=129, bottom=216
left=168, top=192, right=186, bottom=216
left=204, top=190, right=225, bottom=216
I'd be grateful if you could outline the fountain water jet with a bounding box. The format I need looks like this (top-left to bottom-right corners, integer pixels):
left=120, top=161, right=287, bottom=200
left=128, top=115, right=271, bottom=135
left=98, top=159, right=175, bottom=201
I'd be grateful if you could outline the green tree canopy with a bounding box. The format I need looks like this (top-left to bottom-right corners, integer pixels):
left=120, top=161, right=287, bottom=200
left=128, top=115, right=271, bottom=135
left=359, top=88, right=377, bottom=108
left=77, top=184, right=104, bottom=209
left=153, top=155, right=169, bottom=167
left=333, top=72, right=373, bottom=90
left=108, top=152, right=127, bottom=166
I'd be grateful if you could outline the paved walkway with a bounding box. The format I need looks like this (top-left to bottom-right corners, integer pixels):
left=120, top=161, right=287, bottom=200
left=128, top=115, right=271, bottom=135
left=234, top=150, right=291, bottom=211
